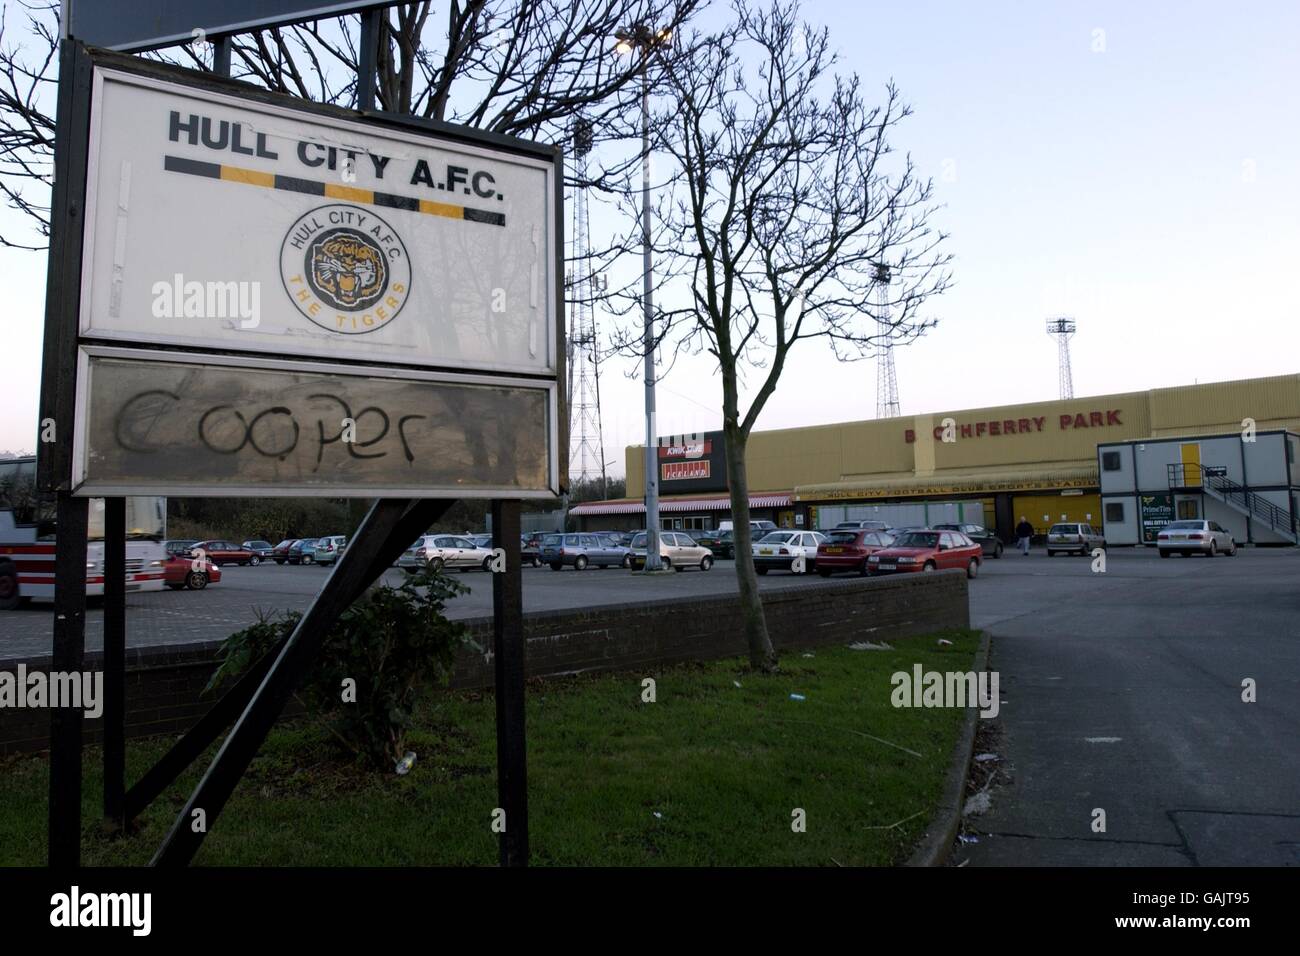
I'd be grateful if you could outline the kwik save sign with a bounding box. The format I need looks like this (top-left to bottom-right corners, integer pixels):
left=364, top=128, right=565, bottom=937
left=48, top=49, right=562, bottom=498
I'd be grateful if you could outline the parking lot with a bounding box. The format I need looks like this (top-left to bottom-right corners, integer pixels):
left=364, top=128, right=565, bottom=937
left=3, top=544, right=1298, bottom=866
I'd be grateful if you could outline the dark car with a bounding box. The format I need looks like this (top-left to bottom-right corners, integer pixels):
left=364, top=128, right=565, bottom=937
left=541, top=533, right=632, bottom=570
left=932, top=523, right=1003, bottom=559
left=834, top=520, right=891, bottom=532
left=694, top=529, right=736, bottom=559
left=241, top=539, right=276, bottom=561
left=520, top=534, right=543, bottom=567
left=162, top=539, right=198, bottom=556
left=271, top=539, right=298, bottom=564
left=272, top=538, right=314, bottom=565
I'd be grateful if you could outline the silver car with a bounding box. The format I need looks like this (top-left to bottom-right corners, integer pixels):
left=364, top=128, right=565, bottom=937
left=398, top=534, right=496, bottom=572
left=312, top=535, right=348, bottom=566
left=629, top=531, right=713, bottom=571
left=1157, top=519, right=1237, bottom=557
left=1045, top=522, right=1106, bottom=556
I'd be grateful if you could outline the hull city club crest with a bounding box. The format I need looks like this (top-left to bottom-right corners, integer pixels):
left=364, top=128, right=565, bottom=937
left=279, top=204, right=411, bottom=334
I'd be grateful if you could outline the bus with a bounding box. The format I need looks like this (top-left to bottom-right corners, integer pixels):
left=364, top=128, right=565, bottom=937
left=0, top=456, right=167, bottom=609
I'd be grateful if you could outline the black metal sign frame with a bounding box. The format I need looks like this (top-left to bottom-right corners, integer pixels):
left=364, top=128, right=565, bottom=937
left=39, top=37, right=561, bottom=869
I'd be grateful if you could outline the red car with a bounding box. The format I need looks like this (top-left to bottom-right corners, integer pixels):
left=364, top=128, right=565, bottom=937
left=816, top=529, right=896, bottom=576
left=867, top=529, right=982, bottom=578
left=163, top=550, right=223, bottom=590
left=191, top=539, right=256, bottom=566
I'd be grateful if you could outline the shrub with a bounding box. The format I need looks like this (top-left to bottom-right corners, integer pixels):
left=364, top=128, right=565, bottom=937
left=208, top=566, right=475, bottom=771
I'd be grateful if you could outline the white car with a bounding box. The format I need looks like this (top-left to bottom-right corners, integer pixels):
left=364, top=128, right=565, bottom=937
left=398, top=534, right=496, bottom=572
left=629, top=531, right=713, bottom=571
left=1045, top=523, right=1106, bottom=557
left=1157, top=519, right=1237, bottom=557
left=752, top=530, right=827, bottom=574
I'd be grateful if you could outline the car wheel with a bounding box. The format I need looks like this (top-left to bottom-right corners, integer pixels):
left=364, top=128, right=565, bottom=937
left=663, top=556, right=672, bottom=571
left=622, top=554, right=633, bottom=569
left=532, top=556, right=542, bottom=568
left=967, top=559, right=979, bottom=579
left=575, top=555, right=589, bottom=571
left=817, top=568, right=832, bottom=577
left=185, top=571, right=208, bottom=590
left=1159, top=550, right=1170, bottom=558
left=725, top=547, right=734, bottom=560
left=923, top=561, right=936, bottom=572
left=1208, top=541, right=1218, bottom=557
left=992, top=543, right=1002, bottom=559
left=1227, top=541, right=1238, bottom=556
left=301, top=554, right=313, bottom=565
left=249, top=555, right=261, bottom=566
left=756, top=567, right=768, bottom=575
left=482, top=556, right=494, bottom=572
left=1046, top=550, right=1054, bottom=557
left=429, top=557, right=445, bottom=572
left=700, top=555, right=713, bottom=571
left=549, top=562, right=563, bottom=571
left=275, top=559, right=285, bottom=565
left=859, top=559, right=871, bottom=577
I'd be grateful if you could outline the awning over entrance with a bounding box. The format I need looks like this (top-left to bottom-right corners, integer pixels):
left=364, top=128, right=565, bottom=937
left=795, top=464, right=1099, bottom=502
left=569, top=492, right=792, bottom=516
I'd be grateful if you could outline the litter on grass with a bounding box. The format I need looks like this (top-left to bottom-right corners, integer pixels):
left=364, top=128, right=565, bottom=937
left=937, top=638, right=954, bottom=646
left=848, top=641, right=893, bottom=651
left=789, top=693, right=807, bottom=701
left=974, top=753, right=1001, bottom=762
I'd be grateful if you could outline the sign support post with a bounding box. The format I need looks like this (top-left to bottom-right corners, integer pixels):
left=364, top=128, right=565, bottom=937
left=102, top=496, right=127, bottom=828
left=491, top=499, right=528, bottom=865
left=48, top=493, right=89, bottom=867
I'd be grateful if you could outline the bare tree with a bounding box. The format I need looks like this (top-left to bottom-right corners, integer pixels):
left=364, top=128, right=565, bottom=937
left=0, top=0, right=704, bottom=254
left=617, top=0, right=951, bottom=671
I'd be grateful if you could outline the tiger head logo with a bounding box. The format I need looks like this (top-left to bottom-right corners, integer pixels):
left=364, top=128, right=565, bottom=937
left=306, top=229, right=388, bottom=311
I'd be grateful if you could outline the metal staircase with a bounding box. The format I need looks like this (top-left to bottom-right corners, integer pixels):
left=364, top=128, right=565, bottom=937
left=1167, top=463, right=1297, bottom=544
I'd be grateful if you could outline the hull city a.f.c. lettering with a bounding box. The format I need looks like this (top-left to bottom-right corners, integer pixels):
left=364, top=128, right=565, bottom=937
left=279, top=204, right=411, bottom=334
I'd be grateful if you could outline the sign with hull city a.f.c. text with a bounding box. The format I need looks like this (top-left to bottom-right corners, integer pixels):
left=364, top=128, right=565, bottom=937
left=47, top=49, right=564, bottom=498
left=80, top=69, right=557, bottom=376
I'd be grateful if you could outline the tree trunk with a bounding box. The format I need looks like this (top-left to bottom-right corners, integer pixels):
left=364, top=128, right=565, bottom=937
left=723, top=426, right=777, bottom=672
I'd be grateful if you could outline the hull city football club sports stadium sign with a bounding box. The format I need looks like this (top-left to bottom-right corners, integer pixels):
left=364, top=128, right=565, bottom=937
left=46, top=49, right=563, bottom=498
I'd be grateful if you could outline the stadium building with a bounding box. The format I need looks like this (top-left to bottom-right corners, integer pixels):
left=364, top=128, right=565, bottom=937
left=570, top=373, right=1300, bottom=545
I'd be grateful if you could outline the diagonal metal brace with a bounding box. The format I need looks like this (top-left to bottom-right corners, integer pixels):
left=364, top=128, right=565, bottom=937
left=150, top=496, right=451, bottom=866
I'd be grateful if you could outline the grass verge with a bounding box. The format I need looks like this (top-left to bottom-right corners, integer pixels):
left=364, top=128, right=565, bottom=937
left=0, top=629, right=979, bottom=866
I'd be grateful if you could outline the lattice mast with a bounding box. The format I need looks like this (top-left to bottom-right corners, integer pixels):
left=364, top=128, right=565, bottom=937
left=1046, top=316, right=1077, bottom=400
left=566, top=117, right=607, bottom=486
left=874, top=262, right=901, bottom=418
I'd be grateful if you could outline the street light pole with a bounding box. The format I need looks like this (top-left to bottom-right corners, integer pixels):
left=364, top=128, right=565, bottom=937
left=639, top=56, right=662, bottom=571
left=618, top=23, right=669, bottom=571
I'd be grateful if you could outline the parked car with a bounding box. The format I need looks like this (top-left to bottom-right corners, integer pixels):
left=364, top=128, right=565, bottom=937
left=286, top=539, right=316, bottom=565
left=751, top=530, right=827, bottom=575
left=815, top=529, right=896, bottom=576
left=312, top=535, right=348, bottom=566
left=271, top=539, right=298, bottom=564
left=718, top=519, right=778, bottom=537
left=467, top=533, right=494, bottom=549
left=629, top=531, right=713, bottom=571
left=834, top=520, right=891, bottom=532
left=1045, top=523, right=1106, bottom=557
left=191, top=539, right=256, bottom=566
left=933, top=523, right=1003, bottom=559
left=241, top=539, right=276, bottom=562
left=162, top=539, right=198, bottom=556
left=1157, top=519, right=1237, bottom=557
left=162, top=550, right=222, bottom=590
left=693, top=528, right=736, bottom=559
left=521, top=534, right=543, bottom=567
left=541, top=532, right=632, bottom=570
left=398, top=534, right=496, bottom=572
left=867, top=529, right=983, bottom=578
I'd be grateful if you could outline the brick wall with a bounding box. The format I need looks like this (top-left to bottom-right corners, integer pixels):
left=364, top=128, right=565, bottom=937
left=0, top=571, right=967, bottom=754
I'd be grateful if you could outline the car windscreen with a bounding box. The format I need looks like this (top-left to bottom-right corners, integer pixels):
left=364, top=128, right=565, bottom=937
left=1049, top=524, right=1078, bottom=534
left=631, top=533, right=647, bottom=548
left=757, top=531, right=795, bottom=543
left=892, top=532, right=939, bottom=548
left=1164, top=521, right=1204, bottom=530
left=826, top=531, right=858, bottom=544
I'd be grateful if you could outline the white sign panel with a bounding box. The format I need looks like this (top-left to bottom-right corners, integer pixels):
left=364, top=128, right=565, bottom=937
left=79, top=69, right=558, bottom=376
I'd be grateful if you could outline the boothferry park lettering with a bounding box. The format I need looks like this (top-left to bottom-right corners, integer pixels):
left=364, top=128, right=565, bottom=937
left=166, top=111, right=506, bottom=205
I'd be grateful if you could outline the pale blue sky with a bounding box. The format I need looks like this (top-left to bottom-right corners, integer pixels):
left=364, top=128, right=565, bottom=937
left=3, top=1, right=1298, bottom=475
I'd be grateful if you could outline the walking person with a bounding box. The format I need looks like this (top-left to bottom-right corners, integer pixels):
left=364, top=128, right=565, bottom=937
left=1015, top=516, right=1034, bottom=555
